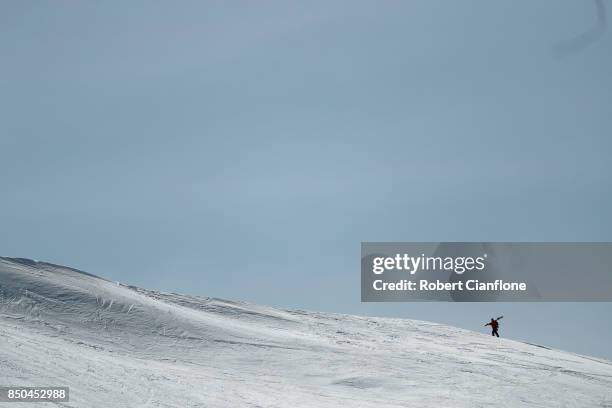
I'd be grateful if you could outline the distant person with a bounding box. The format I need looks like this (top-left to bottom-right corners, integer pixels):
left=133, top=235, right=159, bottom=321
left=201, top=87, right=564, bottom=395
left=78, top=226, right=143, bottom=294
left=485, top=316, right=503, bottom=337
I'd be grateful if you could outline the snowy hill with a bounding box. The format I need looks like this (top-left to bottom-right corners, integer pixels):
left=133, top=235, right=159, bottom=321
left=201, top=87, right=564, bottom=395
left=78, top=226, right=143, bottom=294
left=1, top=257, right=611, bottom=407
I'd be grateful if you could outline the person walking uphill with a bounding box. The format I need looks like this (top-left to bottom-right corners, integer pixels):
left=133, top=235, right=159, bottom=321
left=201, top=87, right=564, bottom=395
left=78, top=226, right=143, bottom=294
left=485, top=316, right=503, bottom=337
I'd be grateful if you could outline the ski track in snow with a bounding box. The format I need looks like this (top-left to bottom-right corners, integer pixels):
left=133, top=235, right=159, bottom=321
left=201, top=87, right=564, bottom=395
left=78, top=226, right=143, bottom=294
left=1, top=257, right=612, bottom=407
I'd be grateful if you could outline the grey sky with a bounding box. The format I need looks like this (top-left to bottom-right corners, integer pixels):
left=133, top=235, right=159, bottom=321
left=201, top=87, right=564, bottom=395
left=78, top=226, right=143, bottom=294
left=1, top=1, right=611, bottom=359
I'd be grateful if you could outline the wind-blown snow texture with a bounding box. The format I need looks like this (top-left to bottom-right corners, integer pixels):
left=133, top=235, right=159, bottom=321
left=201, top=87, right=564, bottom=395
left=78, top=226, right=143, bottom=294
left=1, top=257, right=611, bottom=407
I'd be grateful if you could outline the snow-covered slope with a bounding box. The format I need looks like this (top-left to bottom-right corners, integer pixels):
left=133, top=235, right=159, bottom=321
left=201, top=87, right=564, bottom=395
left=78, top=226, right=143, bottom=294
left=1, top=257, right=611, bottom=407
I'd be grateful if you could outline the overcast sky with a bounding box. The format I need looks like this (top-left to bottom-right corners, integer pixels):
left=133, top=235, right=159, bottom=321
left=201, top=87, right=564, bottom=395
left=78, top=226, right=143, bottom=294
left=1, top=1, right=611, bottom=359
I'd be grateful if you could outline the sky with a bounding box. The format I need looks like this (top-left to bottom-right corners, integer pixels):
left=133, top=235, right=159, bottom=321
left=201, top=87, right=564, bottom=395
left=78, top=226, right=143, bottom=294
left=1, top=1, right=611, bottom=359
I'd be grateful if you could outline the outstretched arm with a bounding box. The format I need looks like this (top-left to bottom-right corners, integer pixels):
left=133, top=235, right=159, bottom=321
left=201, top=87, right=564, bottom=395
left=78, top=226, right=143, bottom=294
left=496, top=316, right=504, bottom=320
left=484, top=322, right=491, bottom=326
